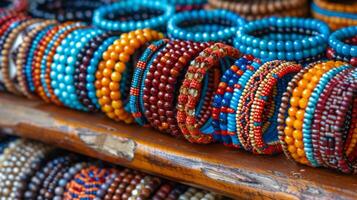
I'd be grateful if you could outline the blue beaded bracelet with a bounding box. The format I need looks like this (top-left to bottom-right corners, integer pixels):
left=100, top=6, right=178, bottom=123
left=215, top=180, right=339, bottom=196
left=51, top=28, right=103, bottom=111
left=86, top=36, right=117, bottom=109
left=93, top=0, right=175, bottom=32
left=130, top=39, right=169, bottom=126
left=167, top=9, right=245, bottom=43
left=234, top=17, right=330, bottom=61
left=226, top=60, right=262, bottom=146
left=329, top=26, right=357, bottom=58
left=303, top=64, right=352, bottom=167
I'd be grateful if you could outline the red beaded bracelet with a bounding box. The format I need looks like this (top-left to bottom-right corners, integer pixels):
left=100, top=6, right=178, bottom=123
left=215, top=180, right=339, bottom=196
left=250, top=62, right=302, bottom=154
left=177, top=43, right=240, bottom=143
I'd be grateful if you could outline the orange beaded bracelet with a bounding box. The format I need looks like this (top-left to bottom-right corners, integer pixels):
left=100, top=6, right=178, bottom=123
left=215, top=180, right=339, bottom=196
left=284, top=61, right=343, bottom=165
left=95, top=29, right=164, bottom=123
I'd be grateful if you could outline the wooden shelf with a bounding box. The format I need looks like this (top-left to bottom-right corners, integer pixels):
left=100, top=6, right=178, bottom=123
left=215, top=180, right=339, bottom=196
left=0, top=93, right=356, bottom=199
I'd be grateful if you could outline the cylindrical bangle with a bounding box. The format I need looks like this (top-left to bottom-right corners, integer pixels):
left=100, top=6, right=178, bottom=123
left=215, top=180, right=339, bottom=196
left=93, top=0, right=175, bottom=32
left=168, top=10, right=245, bottom=44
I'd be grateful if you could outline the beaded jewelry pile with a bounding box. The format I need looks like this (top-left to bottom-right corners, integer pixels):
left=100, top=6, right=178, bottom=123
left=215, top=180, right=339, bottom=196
left=0, top=136, right=222, bottom=200
left=0, top=0, right=356, bottom=174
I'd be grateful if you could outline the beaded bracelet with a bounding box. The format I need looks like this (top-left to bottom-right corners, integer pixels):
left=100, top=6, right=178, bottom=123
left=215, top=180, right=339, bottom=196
left=283, top=61, right=341, bottom=165
left=277, top=62, right=319, bottom=161
left=319, top=69, right=357, bottom=173
left=168, top=10, right=245, bottom=44
left=0, top=140, right=54, bottom=199
left=212, top=55, right=258, bottom=146
left=143, top=40, right=211, bottom=137
left=234, top=17, right=330, bottom=61
left=207, top=0, right=308, bottom=20
left=130, top=39, right=169, bottom=126
left=95, top=29, right=164, bottom=123
left=303, top=64, right=352, bottom=167
left=93, top=0, right=174, bottom=32
left=63, top=165, right=117, bottom=199
left=52, top=28, right=103, bottom=110
left=44, top=23, right=86, bottom=105
left=29, top=0, right=108, bottom=22
left=327, top=26, right=357, bottom=67
left=32, top=23, right=66, bottom=102
left=311, top=68, right=355, bottom=166
left=0, top=19, right=43, bottom=95
left=73, top=32, right=114, bottom=112
left=15, top=20, right=56, bottom=99
left=24, top=24, right=53, bottom=95
left=53, top=162, right=89, bottom=200
left=312, top=0, right=357, bottom=30
left=0, top=16, right=28, bottom=90
left=177, top=43, right=240, bottom=144
left=235, top=60, right=281, bottom=152
left=249, top=62, right=302, bottom=155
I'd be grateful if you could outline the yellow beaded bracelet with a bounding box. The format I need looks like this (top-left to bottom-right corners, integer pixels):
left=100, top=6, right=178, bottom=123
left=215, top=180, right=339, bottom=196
left=95, top=29, right=164, bottom=123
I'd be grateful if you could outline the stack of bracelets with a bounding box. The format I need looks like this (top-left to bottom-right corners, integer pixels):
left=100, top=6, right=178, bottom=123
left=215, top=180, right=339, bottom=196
left=312, top=0, right=357, bottom=30
left=0, top=3, right=355, bottom=174
left=327, top=26, right=357, bottom=67
left=0, top=136, right=223, bottom=200
left=92, top=0, right=175, bottom=32
left=0, top=0, right=27, bottom=13
left=234, top=17, right=330, bottom=63
left=28, top=0, right=113, bottom=22
left=163, top=0, right=207, bottom=12
left=207, top=0, right=309, bottom=20
left=167, top=9, right=245, bottom=44
left=278, top=61, right=357, bottom=173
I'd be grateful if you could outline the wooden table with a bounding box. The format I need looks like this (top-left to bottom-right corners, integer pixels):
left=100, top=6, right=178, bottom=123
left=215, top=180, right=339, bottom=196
left=0, top=93, right=356, bottom=199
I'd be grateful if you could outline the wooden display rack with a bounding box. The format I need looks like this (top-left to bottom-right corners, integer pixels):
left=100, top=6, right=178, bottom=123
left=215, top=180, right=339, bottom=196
left=0, top=93, right=356, bottom=199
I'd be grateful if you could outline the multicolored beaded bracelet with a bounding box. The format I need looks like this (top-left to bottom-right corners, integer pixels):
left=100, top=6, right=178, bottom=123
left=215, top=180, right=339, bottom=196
left=63, top=165, right=118, bottom=199
left=234, top=17, right=330, bottom=62
left=283, top=61, right=342, bottom=165
left=130, top=39, right=169, bottom=126
left=1, top=18, right=42, bottom=95
left=212, top=55, right=256, bottom=146
left=177, top=43, right=240, bottom=143
left=319, top=69, right=357, bottom=173
left=95, top=29, right=163, bottom=123
left=93, top=0, right=174, bottom=32
left=303, top=64, right=352, bottom=167
left=167, top=10, right=245, bottom=44
left=15, top=20, right=56, bottom=99
left=310, top=67, right=354, bottom=166
left=249, top=62, right=302, bottom=155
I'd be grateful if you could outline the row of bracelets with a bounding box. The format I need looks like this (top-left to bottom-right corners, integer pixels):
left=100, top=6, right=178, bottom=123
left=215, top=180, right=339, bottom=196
left=207, top=0, right=309, bottom=21
left=312, top=0, right=357, bottom=31
left=0, top=13, right=355, bottom=173
left=0, top=137, right=221, bottom=200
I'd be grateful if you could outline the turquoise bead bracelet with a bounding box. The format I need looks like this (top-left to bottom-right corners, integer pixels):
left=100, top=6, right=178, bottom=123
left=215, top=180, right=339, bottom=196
left=93, top=0, right=175, bottom=32
left=168, top=9, right=245, bottom=43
